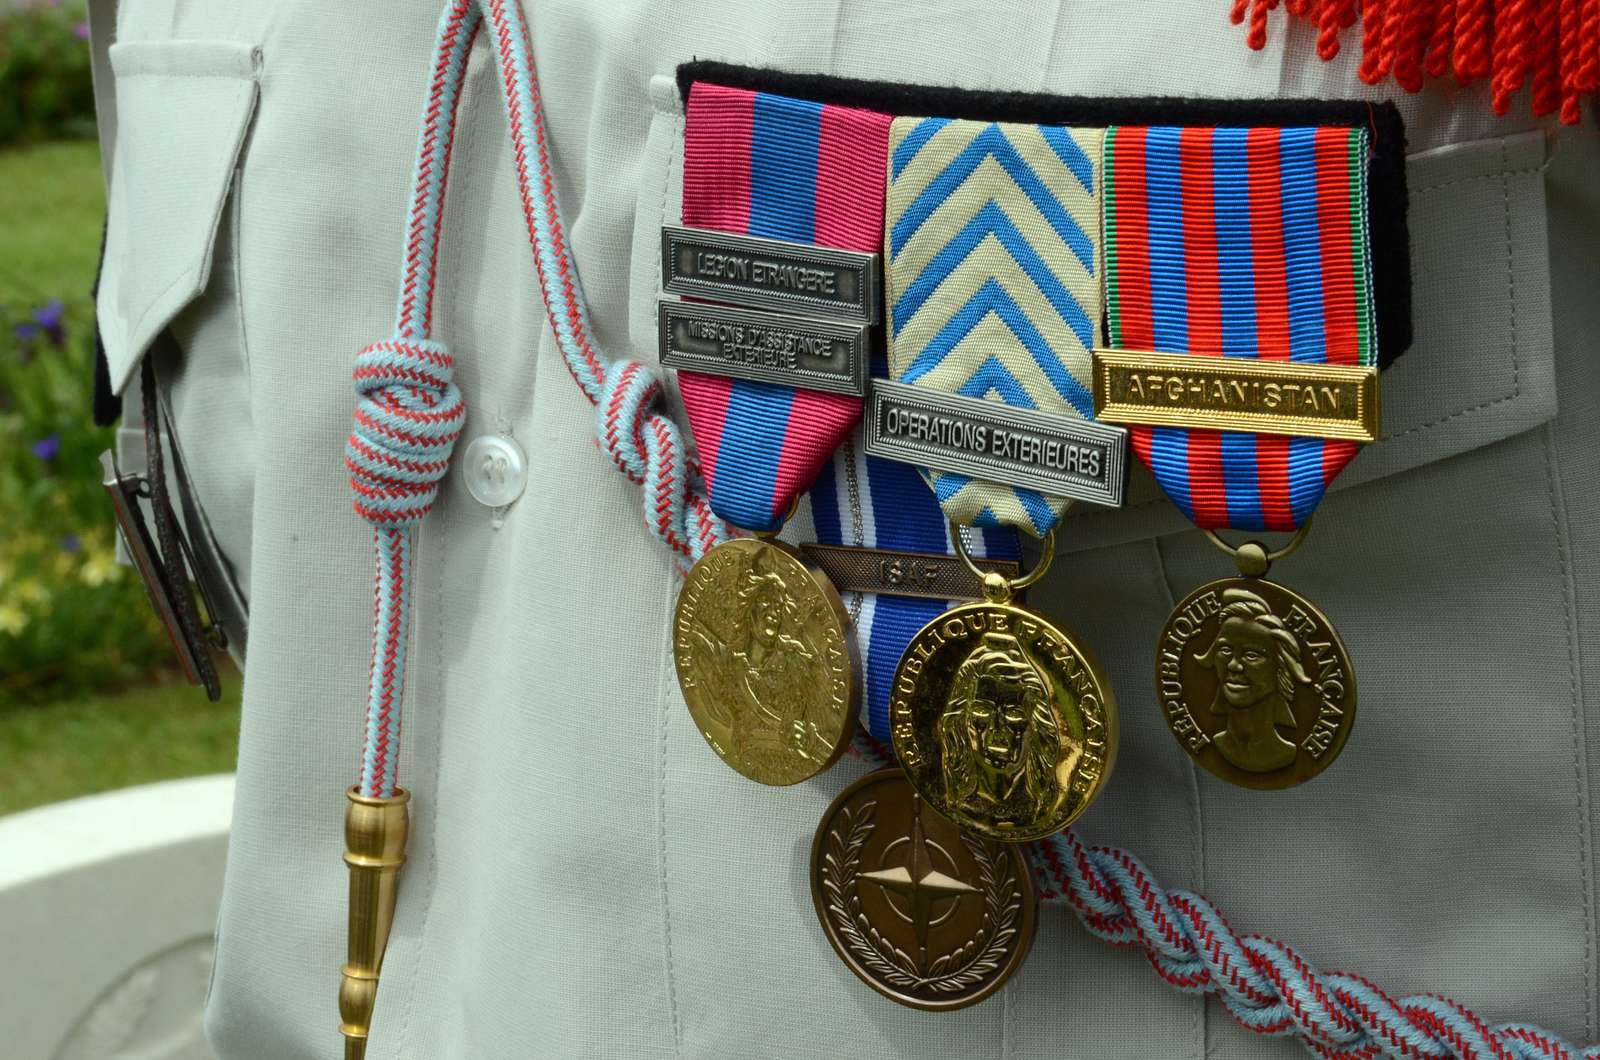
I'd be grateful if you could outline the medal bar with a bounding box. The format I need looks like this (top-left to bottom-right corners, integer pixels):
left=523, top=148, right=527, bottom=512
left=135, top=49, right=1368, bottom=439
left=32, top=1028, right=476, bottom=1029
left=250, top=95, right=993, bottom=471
left=657, top=298, right=869, bottom=397
left=799, top=542, right=1020, bottom=602
left=1092, top=347, right=1380, bottom=442
left=661, top=224, right=881, bottom=323
left=865, top=379, right=1128, bottom=509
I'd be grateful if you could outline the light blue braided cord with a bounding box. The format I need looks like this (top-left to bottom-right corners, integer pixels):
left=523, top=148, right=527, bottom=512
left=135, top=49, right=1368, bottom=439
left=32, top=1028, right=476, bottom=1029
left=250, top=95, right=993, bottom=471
left=1021, top=829, right=1600, bottom=1060
left=346, top=338, right=464, bottom=799
left=486, top=0, right=729, bottom=560
left=487, top=0, right=605, bottom=403
left=596, top=359, right=729, bottom=564
left=358, top=528, right=410, bottom=798
left=395, top=1, right=480, bottom=340
left=349, top=0, right=729, bottom=805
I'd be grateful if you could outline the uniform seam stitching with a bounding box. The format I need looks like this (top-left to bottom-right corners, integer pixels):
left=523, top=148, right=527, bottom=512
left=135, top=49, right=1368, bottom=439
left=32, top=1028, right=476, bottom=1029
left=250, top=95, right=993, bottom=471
left=229, top=163, right=252, bottom=381
left=1544, top=422, right=1597, bottom=1038
left=1408, top=164, right=1545, bottom=194
left=655, top=571, right=684, bottom=1057
left=655, top=101, right=685, bottom=1059
left=114, top=71, right=256, bottom=81
left=1147, top=535, right=1210, bottom=1059
left=1500, top=143, right=1524, bottom=404
left=1038, top=0, right=1068, bottom=91
left=656, top=109, right=679, bottom=306
left=1001, top=979, right=1013, bottom=1060
left=1378, top=156, right=1527, bottom=440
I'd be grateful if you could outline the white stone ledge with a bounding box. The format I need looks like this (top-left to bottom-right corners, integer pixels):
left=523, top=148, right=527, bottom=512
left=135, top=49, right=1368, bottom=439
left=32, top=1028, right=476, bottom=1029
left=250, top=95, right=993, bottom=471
left=0, top=774, right=234, bottom=1060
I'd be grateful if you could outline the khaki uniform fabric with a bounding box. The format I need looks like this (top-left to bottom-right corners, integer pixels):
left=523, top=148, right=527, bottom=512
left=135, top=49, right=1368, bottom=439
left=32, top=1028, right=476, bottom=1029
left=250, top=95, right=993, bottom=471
left=90, top=1, right=1600, bottom=1056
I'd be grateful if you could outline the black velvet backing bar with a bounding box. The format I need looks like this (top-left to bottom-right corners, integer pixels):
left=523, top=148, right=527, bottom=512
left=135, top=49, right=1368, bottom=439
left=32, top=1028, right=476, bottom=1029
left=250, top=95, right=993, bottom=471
left=677, top=61, right=1413, bottom=368
left=91, top=215, right=122, bottom=427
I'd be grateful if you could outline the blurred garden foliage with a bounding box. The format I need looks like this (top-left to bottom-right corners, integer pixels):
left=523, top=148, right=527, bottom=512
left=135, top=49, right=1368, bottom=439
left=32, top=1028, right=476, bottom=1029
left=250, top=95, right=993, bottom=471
left=0, top=0, right=96, bottom=148
left=0, top=4, right=239, bottom=814
left=1, top=137, right=174, bottom=700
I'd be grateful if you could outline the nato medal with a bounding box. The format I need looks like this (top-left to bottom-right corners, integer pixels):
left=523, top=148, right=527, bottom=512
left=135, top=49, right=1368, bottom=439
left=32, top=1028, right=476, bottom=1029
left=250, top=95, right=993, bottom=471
left=811, top=769, right=1037, bottom=1010
left=889, top=529, right=1118, bottom=842
left=673, top=537, right=858, bottom=786
left=1156, top=529, right=1356, bottom=790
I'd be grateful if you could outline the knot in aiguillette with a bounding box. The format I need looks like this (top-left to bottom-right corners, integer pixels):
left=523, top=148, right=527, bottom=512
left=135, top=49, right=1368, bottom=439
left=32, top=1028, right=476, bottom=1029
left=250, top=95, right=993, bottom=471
left=346, top=338, right=467, bottom=527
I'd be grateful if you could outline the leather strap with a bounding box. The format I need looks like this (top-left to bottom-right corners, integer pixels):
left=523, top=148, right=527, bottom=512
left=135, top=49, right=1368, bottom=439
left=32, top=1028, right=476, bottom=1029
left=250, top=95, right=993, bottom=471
left=141, top=354, right=220, bottom=699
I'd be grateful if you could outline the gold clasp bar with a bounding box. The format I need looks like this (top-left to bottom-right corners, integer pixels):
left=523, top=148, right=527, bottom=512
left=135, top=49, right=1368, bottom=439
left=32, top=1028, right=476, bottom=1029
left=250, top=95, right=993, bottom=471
left=1091, top=348, right=1380, bottom=443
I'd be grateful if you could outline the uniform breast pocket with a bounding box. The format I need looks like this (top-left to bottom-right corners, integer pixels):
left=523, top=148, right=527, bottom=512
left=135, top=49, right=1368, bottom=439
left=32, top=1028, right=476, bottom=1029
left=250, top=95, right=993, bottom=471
left=98, top=38, right=261, bottom=608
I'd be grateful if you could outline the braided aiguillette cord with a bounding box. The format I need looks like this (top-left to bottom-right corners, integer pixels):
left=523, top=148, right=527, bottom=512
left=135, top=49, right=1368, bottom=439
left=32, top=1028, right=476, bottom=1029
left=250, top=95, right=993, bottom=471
left=853, top=733, right=1599, bottom=1060
left=348, top=1, right=1597, bottom=1055
left=346, top=0, right=730, bottom=798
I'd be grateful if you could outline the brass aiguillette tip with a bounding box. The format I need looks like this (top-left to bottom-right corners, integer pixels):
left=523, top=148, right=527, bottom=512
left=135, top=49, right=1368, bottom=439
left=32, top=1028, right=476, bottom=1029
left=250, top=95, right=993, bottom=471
left=339, top=786, right=409, bottom=1060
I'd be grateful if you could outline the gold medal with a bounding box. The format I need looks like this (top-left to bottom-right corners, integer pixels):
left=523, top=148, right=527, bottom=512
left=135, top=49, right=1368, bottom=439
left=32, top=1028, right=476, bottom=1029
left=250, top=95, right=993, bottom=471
left=810, top=769, right=1037, bottom=1010
left=889, top=529, right=1118, bottom=842
left=673, top=536, right=858, bottom=786
left=1156, top=525, right=1357, bottom=789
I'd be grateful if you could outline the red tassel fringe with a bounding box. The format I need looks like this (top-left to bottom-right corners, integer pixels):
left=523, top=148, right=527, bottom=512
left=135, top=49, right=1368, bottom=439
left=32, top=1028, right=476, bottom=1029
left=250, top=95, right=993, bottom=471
left=1233, top=0, right=1599, bottom=122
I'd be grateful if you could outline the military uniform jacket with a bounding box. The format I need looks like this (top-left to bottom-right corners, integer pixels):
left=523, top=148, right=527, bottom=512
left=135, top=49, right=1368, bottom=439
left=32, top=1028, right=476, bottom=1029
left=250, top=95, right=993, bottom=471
left=88, top=0, right=1600, bottom=1056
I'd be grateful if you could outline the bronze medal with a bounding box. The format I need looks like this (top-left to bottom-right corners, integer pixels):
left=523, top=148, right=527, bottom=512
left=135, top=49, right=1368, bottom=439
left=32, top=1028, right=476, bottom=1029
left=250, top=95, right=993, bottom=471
left=890, top=530, right=1118, bottom=843
left=673, top=537, right=858, bottom=786
left=810, top=769, right=1037, bottom=1010
left=1156, top=531, right=1357, bottom=790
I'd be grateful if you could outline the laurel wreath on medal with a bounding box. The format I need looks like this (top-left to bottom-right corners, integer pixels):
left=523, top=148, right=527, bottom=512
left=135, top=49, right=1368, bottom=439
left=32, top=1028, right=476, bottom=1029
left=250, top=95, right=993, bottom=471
left=820, top=800, right=1021, bottom=994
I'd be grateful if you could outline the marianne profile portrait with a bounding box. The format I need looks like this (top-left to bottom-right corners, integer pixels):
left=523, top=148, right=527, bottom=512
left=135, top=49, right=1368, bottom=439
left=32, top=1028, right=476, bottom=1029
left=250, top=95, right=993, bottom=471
left=1195, top=588, right=1313, bottom=773
left=936, top=631, right=1082, bottom=831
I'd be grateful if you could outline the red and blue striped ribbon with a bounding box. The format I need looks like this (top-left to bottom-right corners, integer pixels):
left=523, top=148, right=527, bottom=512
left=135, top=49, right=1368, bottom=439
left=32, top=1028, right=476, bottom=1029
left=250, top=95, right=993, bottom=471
left=678, top=83, right=890, bottom=532
left=1104, top=125, right=1375, bottom=532
left=809, top=392, right=1020, bottom=745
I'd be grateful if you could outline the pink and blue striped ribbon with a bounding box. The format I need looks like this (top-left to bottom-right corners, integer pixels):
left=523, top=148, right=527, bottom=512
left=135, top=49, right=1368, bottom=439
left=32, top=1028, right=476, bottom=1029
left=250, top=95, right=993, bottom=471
left=677, top=84, right=889, bottom=532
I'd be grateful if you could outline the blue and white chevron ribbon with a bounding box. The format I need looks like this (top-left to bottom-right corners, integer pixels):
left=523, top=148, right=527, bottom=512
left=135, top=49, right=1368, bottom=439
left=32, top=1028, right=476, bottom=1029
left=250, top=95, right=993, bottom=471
left=885, top=118, right=1103, bottom=535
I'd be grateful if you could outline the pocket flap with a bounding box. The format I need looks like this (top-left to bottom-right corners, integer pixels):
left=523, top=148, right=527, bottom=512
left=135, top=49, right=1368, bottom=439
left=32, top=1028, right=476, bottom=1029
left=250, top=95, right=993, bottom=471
left=98, top=40, right=259, bottom=395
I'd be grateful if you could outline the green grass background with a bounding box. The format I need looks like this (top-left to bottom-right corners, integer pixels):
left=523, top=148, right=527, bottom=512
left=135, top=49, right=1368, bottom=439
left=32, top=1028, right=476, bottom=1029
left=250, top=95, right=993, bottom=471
left=0, top=139, right=242, bottom=816
left=0, top=141, right=105, bottom=298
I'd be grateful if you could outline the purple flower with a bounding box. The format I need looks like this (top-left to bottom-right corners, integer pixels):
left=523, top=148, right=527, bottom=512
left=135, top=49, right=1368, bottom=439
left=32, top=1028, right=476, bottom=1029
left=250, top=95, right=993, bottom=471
left=33, top=300, right=66, bottom=347
left=31, top=434, right=61, bottom=461
left=61, top=534, right=81, bottom=554
left=13, top=321, right=39, bottom=347
left=74, top=20, right=90, bottom=41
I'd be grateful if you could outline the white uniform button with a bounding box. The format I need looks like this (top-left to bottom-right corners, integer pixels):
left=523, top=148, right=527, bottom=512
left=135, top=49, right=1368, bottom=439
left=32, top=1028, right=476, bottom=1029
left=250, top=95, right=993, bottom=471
left=461, top=434, right=528, bottom=508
